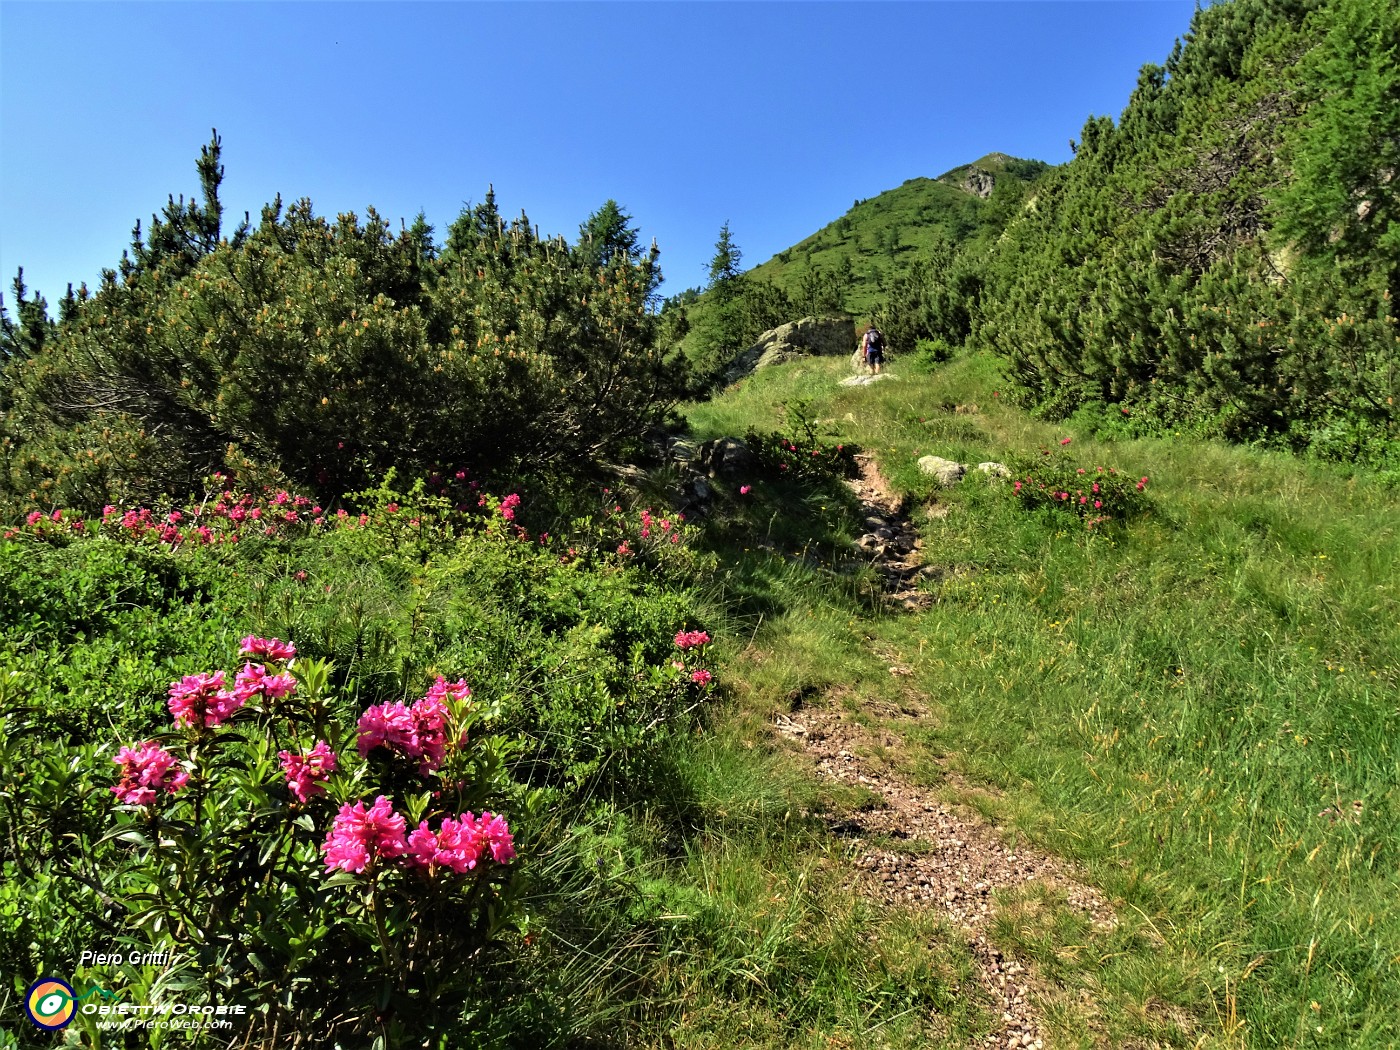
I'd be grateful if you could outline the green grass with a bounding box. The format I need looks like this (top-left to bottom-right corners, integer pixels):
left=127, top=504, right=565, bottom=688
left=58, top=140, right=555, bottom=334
left=678, top=349, right=1400, bottom=1048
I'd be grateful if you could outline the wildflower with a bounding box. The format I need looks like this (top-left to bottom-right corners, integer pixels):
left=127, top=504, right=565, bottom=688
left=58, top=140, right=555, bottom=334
left=500, top=493, right=521, bottom=521
left=168, top=671, right=242, bottom=728
left=739, top=485, right=751, bottom=495
left=386, top=502, right=399, bottom=514
left=103, top=505, right=116, bottom=517
left=279, top=741, right=337, bottom=803
left=479, top=811, right=516, bottom=863
left=236, top=662, right=297, bottom=701
left=674, top=629, right=711, bottom=650
left=423, top=675, right=472, bottom=708
left=691, top=669, right=713, bottom=686
left=616, top=540, right=633, bottom=556
left=322, top=796, right=408, bottom=873
left=357, top=686, right=454, bottom=774
left=1060, top=437, right=1072, bottom=446
left=1094, top=500, right=1103, bottom=509
left=112, top=741, right=188, bottom=806
left=240, top=636, right=297, bottom=662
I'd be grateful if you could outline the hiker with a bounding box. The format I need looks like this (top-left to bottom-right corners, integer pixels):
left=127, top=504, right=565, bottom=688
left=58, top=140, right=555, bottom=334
left=862, top=323, right=885, bottom=375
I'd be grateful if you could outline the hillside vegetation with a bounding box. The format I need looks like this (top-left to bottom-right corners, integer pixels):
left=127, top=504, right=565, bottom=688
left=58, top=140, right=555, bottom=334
left=674, top=0, right=1396, bottom=470
left=1, top=0, right=1398, bottom=1046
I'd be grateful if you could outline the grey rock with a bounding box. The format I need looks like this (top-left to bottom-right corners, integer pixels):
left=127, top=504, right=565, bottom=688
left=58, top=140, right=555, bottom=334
left=673, top=473, right=713, bottom=517
left=668, top=437, right=699, bottom=463
left=976, top=461, right=1011, bottom=478
left=917, top=455, right=967, bottom=487
left=839, top=373, right=897, bottom=386
left=697, top=436, right=758, bottom=479
left=964, top=170, right=995, bottom=199
left=726, top=316, right=857, bottom=382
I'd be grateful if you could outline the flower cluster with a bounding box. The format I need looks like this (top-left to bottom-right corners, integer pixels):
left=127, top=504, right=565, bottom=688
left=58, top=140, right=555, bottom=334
left=322, top=796, right=408, bottom=873
left=166, top=643, right=297, bottom=728
left=111, top=741, right=189, bottom=806
left=674, top=629, right=711, bottom=651
left=674, top=629, right=716, bottom=689
left=279, top=741, right=338, bottom=803
left=594, top=499, right=700, bottom=568
left=357, top=677, right=469, bottom=774
left=1009, top=452, right=1153, bottom=527
left=5, top=473, right=539, bottom=552
left=323, top=796, right=515, bottom=876
left=405, top=811, right=516, bottom=873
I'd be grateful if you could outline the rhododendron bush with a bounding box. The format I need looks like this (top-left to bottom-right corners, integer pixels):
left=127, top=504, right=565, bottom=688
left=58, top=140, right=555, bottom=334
left=1003, top=445, right=1154, bottom=528
left=0, top=476, right=719, bottom=1045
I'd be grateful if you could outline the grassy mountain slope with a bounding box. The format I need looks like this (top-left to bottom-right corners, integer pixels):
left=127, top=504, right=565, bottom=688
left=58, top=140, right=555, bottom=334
left=748, top=153, right=1051, bottom=319
left=684, top=351, right=1400, bottom=1048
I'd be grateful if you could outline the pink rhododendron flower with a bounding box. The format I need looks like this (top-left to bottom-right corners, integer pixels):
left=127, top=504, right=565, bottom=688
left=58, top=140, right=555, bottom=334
left=322, top=796, right=408, bottom=873
left=1060, top=437, right=1072, bottom=445
left=167, top=671, right=244, bottom=728
left=357, top=684, right=456, bottom=774
left=691, top=669, right=713, bottom=686
left=500, top=493, right=522, bottom=521
left=674, top=629, right=711, bottom=651
left=431, top=814, right=485, bottom=872
left=401, top=811, right=515, bottom=873
left=478, top=811, right=516, bottom=863
left=279, top=740, right=337, bottom=803
left=112, top=741, right=188, bottom=805
left=236, top=662, right=297, bottom=702
left=239, top=636, right=297, bottom=661
left=26, top=511, right=44, bottom=526
left=424, top=676, right=472, bottom=708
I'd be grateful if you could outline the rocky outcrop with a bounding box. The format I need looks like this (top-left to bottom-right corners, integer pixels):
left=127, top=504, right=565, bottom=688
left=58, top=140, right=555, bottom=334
left=964, top=170, right=995, bottom=199
left=726, top=316, right=856, bottom=382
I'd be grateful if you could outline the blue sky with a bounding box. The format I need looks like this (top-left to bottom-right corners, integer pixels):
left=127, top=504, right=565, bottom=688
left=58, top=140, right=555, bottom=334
left=1, top=1, right=1198, bottom=309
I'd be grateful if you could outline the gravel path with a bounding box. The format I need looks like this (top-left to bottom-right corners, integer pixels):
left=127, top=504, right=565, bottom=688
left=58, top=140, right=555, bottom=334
left=775, top=455, right=1117, bottom=1048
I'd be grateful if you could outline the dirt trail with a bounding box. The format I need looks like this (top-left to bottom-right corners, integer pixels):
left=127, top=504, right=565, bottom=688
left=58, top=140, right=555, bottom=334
left=773, top=457, right=1115, bottom=1049
left=848, top=455, right=938, bottom=610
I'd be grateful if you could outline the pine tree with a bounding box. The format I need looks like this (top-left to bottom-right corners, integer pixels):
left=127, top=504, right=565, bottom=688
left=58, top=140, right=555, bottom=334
left=707, top=222, right=744, bottom=299
left=128, top=129, right=249, bottom=285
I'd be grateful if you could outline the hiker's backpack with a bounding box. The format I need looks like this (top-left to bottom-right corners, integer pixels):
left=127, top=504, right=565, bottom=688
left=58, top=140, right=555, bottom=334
left=865, top=329, right=883, bottom=354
